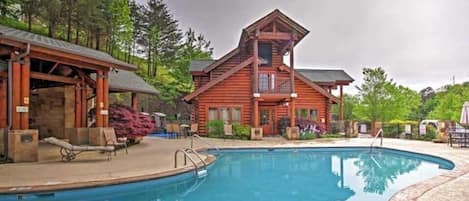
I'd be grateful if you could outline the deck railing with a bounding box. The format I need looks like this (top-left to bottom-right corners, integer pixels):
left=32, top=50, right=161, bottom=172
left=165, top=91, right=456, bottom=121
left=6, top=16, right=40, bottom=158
left=258, top=77, right=291, bottom=94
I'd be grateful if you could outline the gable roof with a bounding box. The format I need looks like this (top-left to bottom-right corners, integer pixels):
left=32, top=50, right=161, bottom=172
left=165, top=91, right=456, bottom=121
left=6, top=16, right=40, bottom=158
left=241, top=9, right=309, bottom=45
left=184, top=61, right=339, bottom=103
left=296, top=69, right=354, bottom=84
left=91, top=70, right=158, bottom=95
left=184, top=57, right=254, bottom=102
left=0, top=25, right=136, bottom=71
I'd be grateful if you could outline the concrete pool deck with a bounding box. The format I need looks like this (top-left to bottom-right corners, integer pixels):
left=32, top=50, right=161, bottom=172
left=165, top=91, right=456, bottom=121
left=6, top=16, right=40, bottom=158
left=0, top=137, right=468, bottom=201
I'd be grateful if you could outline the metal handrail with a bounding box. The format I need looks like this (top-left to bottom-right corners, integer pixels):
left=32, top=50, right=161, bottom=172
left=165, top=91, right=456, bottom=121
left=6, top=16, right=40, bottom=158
left=185, top=148, right=207, bottom=171
left=174, top=149, right=200, bottom=175
left=191, top=134, right=220, bottom=153
left=370, top=128, right=384, bottom=152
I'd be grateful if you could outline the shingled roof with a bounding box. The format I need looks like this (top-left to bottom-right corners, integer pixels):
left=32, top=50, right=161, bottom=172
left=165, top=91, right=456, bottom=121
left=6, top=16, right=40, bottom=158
left=189, top=59, right=215, bottom=72
left=91, top=70, right=158, bottom=95
left=189, top=60, right=354, bottom=84
left=0, top=25, right=136, bottom=70
left=296, top=69, right=354, bottom=84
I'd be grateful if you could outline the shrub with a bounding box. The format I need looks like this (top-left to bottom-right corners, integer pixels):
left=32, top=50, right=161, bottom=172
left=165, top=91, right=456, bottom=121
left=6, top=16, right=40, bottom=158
left=299, top=132, right=316, bottom=140
left=233, top=124, right=251, bottom=140
left=277, top=117, right=290, bottom=136
left=108, top=104, right=154, bottom=139
left=296, top=118, right=326, bottom=137
left=207, top=120, right=224, bottom=138
left=382, top=121, right=419, bottom=138
left=321, top=134, right=343, bottom=138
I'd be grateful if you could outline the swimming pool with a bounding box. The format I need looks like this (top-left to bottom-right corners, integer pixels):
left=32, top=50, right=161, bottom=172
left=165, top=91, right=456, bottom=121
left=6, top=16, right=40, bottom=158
left=1, top=147, right=454, bottom=201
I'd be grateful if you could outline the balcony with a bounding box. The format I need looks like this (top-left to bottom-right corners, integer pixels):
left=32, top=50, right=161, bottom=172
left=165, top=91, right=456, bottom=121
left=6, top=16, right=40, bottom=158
left=258, top=75, right=291, bottom=94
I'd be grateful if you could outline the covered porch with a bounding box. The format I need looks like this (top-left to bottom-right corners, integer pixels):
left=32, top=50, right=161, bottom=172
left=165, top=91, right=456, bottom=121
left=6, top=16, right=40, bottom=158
left=0, top=25, right=145, bottom=162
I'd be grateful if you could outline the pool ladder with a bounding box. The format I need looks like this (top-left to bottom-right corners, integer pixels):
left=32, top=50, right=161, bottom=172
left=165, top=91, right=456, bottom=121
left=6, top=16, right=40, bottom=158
left=174, top=148, right=208, bottom=178
left=370, top=128, right=384, bottom=152
left=191, top=134, right=220, bottom=154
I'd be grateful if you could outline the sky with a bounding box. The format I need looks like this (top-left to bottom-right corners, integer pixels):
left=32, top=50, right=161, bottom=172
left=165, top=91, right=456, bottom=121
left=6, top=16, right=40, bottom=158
left=140, top=0, right=469, bottom=94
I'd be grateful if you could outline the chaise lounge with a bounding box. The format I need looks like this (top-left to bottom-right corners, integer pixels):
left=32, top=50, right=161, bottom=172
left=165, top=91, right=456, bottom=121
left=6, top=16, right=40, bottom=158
left=43, top=137, right=115, bottom=162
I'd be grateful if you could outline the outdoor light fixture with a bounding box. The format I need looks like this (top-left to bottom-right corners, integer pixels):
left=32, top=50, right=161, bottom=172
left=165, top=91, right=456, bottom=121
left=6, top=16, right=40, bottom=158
left=290, top=93, right=298, bottom=98
left=253, top=93, right=261, bottom=98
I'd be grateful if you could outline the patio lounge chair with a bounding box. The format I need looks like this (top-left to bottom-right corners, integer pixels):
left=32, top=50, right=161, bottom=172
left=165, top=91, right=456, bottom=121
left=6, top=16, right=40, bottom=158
left=43, top=137, right=114, bottom=162
left=103, top=128, right=128, bottom=155
left=224, top=124, right=234, bottom=141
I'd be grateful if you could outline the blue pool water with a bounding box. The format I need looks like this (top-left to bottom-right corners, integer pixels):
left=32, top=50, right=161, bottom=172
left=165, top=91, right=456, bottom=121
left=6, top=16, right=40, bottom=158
left=1, top=147, right=454, bottom=201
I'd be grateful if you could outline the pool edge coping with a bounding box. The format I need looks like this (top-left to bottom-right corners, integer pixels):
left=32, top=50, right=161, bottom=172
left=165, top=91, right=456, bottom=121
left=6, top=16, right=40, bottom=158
left=0, top=144, right=464, bottom=201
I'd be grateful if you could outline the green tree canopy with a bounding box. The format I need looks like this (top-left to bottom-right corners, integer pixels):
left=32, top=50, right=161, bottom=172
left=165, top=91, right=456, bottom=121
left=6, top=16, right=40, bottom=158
left=354, top=67, right=420, bottom=122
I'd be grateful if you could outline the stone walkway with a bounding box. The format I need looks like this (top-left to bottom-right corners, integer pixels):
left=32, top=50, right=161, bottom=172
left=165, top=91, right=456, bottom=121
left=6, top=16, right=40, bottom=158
left=0, top=137, right=468, bottom=201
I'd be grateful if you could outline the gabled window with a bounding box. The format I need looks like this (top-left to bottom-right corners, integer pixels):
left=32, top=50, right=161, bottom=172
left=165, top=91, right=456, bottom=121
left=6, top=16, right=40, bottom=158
left=258, top=43, right=272, bottom=66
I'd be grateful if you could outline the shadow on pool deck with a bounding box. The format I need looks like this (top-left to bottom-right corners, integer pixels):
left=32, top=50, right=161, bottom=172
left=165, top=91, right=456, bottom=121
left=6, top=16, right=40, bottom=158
left=0, top=136, right=469, bottom=201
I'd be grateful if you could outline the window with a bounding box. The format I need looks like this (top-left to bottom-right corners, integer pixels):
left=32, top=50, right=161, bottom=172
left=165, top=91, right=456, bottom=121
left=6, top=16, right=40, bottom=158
left=258, top=43, right=272, bottom=66
left=207, top=107, right=242, bottom=124
left=258, top=73, right=276, bottom=93
left=296, top=108, right=319, bottom=121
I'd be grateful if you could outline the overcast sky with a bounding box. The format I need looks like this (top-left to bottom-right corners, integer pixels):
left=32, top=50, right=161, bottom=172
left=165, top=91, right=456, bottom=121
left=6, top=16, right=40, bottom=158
left=144, top=0, right=469, bottom=94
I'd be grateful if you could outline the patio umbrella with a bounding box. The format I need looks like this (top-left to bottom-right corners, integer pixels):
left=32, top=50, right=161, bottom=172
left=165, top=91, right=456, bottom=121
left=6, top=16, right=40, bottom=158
left=460, top=101, right=469, bottom=126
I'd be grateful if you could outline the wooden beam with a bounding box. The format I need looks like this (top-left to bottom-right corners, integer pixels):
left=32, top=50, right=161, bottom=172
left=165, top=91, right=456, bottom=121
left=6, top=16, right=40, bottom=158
left=30, top=51, right=107, bottom=71
left=0, top=78, right=7, bottom=128
left=48, top=62, right=59, bottom=74
left=11, top=55, right=21, bottom=129
left=339, top=85, right=344, bottom=121
left=258, top=32, right=292, bottom=41
left=102, top=71, right=109, bottom=127
left=184, top=56, right=254, bottom=101
left=20, top=56, right=30, bottom=129
left=95, top=70, right=104, bottom=127
left=131, top=92, right=138, bottom=110
left=253, top=32, right=259, bottom=93
left=290, top=43, right=295, bottom=93
left=253, top=99, right=259, bottom=127
left=75, top=83, right=82, bottom=128
left=30, top=71, right=80, bottom=84
left=290, top=99, right=296, bottom=127
left=81, top=79, right=87, bottom=127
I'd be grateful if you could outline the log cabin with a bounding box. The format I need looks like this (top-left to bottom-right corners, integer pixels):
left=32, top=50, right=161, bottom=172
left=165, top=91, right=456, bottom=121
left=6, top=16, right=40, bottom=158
left=183, top=9, right=354, bottom=136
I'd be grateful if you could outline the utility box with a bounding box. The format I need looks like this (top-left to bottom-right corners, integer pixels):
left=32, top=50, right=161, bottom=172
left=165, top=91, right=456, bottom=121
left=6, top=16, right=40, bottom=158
left=8, top=129, right=39, bottom=162
left=250, top=128, right=263, bottom=140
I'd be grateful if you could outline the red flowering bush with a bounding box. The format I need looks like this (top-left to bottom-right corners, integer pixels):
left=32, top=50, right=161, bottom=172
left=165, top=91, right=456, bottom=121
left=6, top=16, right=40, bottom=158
left=108, top=104, right=154, bottom=138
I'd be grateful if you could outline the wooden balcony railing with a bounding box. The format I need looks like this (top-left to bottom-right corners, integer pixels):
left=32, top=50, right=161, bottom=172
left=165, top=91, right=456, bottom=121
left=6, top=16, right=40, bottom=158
left=258, top=76, right=291, bottom=94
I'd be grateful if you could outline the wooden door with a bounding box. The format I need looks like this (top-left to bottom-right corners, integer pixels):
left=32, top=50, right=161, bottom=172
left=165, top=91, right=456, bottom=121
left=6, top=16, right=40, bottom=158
left=260, top=107, right=275, bottom=135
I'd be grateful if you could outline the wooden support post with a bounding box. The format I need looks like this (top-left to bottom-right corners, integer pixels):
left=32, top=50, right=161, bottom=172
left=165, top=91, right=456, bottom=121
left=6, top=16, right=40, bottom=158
left=95, top=70, right=103, bottom=127
left=131, top=92, right=138, bottom=111
left=339, top=85, right=344, bottom=121
left=102, top=71, right=109, bottom=127
left=11, top=54, right=21, bottom=130
left=253, top=31, right=259, bottom=93
left=289, top=42, right=295, bottom=93
left=253, top=99, right=259, bottom=127
left=325, top=99, right=331, bottom=132
left=0, top=78, right=7, bottom=128
left=75, top=83, right=82, bottom=128
left=20, top=56, right=30, bottom=129
left=290, top=99, right=296, bottom=127
left=81, top=80, right=87, bottom=127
